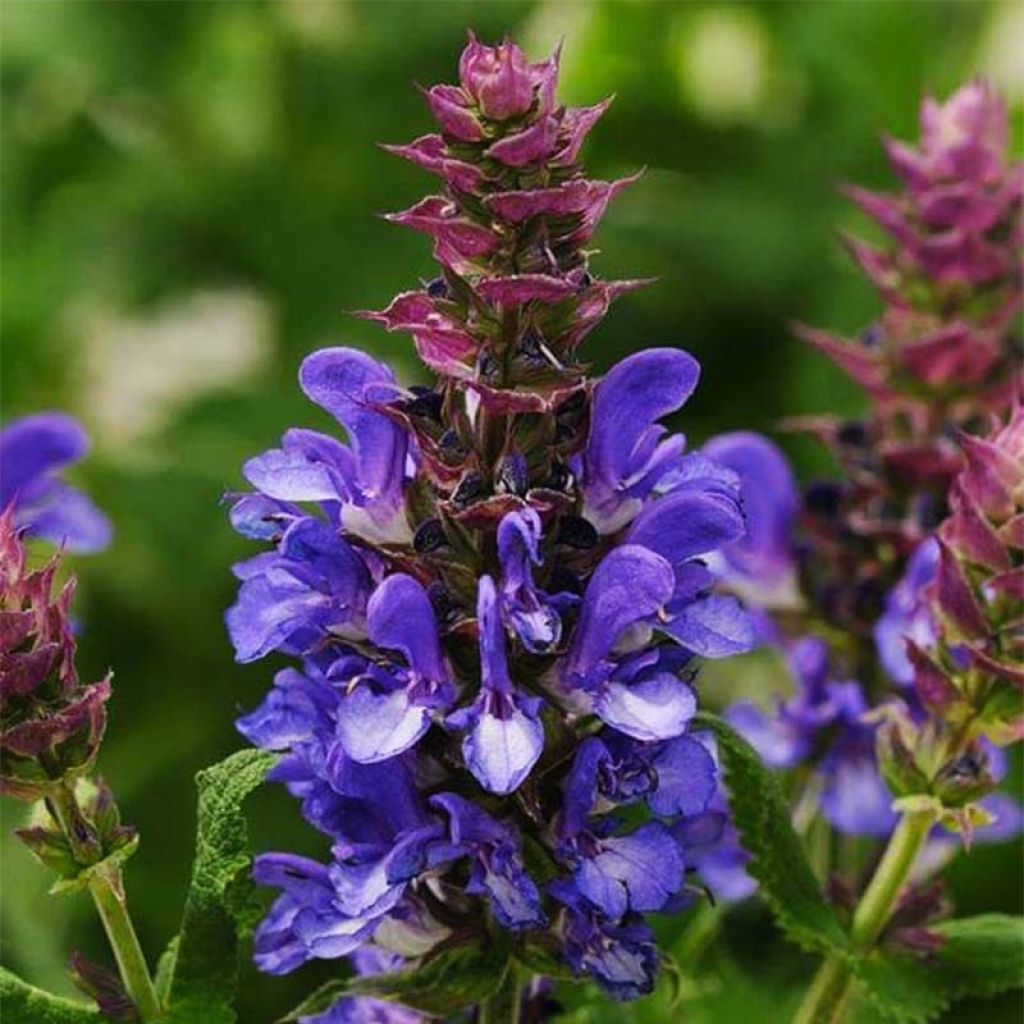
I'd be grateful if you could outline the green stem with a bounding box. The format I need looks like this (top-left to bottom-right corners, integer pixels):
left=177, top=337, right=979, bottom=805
left=89, top=867, right=163, bottom=1021
left=49, top=784, right=162, bottom=1021
left=673, top=901, right=722, bottom=967
left=479, top=964, right=523, bottom=1024
left=790, top=808, right=937, bottom=1024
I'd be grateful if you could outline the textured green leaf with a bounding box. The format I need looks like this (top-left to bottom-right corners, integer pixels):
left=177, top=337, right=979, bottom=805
left=693, top=713, right=849, bottom=955
left=350, top=940, right=511, bottom=1016
left=0, top=966, right=100, bottom=1024
left=853, top=914, right=1024, bottom=1023
left=164, top=748, right=277, bottom=1024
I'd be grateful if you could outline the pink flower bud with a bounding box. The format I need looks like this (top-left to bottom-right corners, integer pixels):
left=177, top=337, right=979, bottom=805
left=458, top=35, right=535, bottom=121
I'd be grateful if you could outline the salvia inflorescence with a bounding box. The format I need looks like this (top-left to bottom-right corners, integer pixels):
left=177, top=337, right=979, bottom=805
left=2, top=35, right=1021, bottom=1024
left=225, top=33, right=756, bottom=1005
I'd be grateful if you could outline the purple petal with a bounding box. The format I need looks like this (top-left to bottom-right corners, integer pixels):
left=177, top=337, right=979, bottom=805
left=475, top=274, right=576, bottom=304
left=243, top=432, right=352, bottom=503
left=596, top=672, right=697, bottom=741
left=299, top=348, right=407, bottom=508
left=463, top=706, right=544, bottom=795
left=381, top=134, right=484, bottom=192
left=626, top=488, right=745, bottom=566
left=702, top=432, right=798, bottom=588
left=419, top=84, right=484, bottom=142
left=574, top=823, right=684, bottom=917
left=563, top=546, right=675, bottom=682
left=485, top=116, right=558, bottom=166
left=661, top=593, right=755, bottom=658
left=0, top=412, right=89, bottom=505
left=647, top=735, right=717, bottom=816
left=22, top=484, right=111, bottom=553
left=336, top=686, right=431, bottom=763
left=367, top=574, right=446, bottom=682
left=583, top=348, right=701, bottom=531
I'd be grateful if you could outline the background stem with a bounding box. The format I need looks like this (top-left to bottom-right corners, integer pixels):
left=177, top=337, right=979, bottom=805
left=48, top=783, right=162, bottom=1021
left=790, top=808, right=938, bottom=1024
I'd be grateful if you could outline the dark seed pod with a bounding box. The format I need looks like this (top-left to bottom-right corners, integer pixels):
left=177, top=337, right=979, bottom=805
left=452, top=473, right=486, bottom=508
left=557, top=516, right=598, bottom=549
left=413, top=518, right=448, bottom=553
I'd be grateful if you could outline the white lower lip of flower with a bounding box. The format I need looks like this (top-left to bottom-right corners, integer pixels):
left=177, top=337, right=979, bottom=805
left=341, top=503, right=414, bottom=545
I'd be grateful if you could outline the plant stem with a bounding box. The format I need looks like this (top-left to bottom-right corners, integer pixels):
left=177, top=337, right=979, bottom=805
left=673, top=901, right=722, bottom=967
left=89, top=866, right=163, bottom=1021
left=49, top=783, right=162, bottom=1021
left=790, top=808, right=937, bottom=1024
left=479, top=964, right=523, bottom=1024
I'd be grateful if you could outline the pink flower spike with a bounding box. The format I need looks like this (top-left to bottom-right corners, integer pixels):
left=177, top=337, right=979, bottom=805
left=458, top=34, right=535, bottom=121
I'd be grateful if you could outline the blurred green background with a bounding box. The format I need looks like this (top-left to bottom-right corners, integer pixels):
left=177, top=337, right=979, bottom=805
left=2, top=2, right=1022, bottom=1021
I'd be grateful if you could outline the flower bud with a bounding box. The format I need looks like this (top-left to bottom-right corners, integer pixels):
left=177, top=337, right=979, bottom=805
left=458, top=35, right=535, bottom=120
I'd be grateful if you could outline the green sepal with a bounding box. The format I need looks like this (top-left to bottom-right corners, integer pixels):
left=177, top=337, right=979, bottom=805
left=48, top=833, right=140, bottom=896
left=693, top=712, right=850, bottom=955
left=348, top=939, right=512, bottom=1016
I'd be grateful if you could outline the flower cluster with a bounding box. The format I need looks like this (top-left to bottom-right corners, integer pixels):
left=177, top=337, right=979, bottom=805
left=872, top=405, right=1023, bottom=828
left=798, top=80, right=1021, bottom=414
left=0, top=508, right=110, bottom=800
left=706, top=83, right=1022, bottom=852
left=0, top=412, right=111, bottom=553
left=228, top=34, right=754, bottom=1003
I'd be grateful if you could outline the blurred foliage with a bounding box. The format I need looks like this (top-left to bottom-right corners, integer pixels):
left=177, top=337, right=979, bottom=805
left=1, top=2, right=1021, bottom=1022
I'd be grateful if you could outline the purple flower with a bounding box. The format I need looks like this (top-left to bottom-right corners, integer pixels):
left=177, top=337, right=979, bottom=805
left=299, top=348, right=412, bottom=542
left=875, top=538, right=939, bottom=685
left=0, top=413, right=110, bottom=552
left=458, top=34, right=537, bottom=121
left=581, top=349, right=700, bottom=533
left=447, top=576, right=544, bottom=794
left=496, top=508, right=562, bottom=653
left=334, top=574, right=453, bottom=763
left=429, top=793, right=546, bottom=929
left=556, top=889, right=659, bottom=1001
left=702, top=431, right=799, bottom=604
left=728, top=638, right=896, bottom=837
left=226, top=517, right=372, bottom=663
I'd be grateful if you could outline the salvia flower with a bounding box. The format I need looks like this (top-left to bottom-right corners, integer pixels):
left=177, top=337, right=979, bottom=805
left=797, top=80, right=1021, bottom=410
left=229, top=33, right=756, bottom=1002
left=0, top=412, right=111, bottom=553
left=0, top=510, right=110, bottom=799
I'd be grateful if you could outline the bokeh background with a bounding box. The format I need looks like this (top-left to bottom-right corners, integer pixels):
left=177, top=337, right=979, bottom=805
left=2, top=2, right=1022, bottom=1021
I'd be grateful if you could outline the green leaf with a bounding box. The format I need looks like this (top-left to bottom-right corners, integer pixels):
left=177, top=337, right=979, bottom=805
left=0, top=966, right=100, bottom=1024
left=693, top=713, right=849, bottom=955
left=163, top=748, right=277, bottom=1024
left=350, top=940, right=512, bottom=1016
left=275, top=979, right=349, bottom=1023
left=853, top=914, right=1024, bottom=1023
left=154, top=935, right=179, bottom=1005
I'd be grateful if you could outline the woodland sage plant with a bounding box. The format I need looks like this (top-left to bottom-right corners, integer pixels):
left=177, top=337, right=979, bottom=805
left=1, top=36, right=1021, bottom=1024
